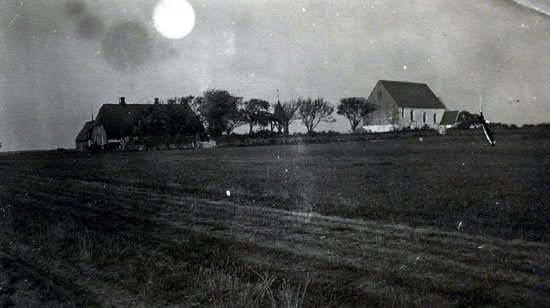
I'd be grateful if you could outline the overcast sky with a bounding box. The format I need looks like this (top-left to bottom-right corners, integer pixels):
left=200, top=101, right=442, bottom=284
left=1, top=0, right=549, bottom=151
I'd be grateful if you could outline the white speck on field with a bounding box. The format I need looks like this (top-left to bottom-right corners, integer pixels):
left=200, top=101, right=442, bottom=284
left=416, top=256, right=420, bottom=261
left=419, top=138, right=423, bottom=142
left=320, top=236, right=326, bottom=240
left=458, top=221, right=463, bottom=230
left=285, top=169, right=288, bottom=172
left=226, top=190, right=231, bottom=197
left=399, top=265, right=406, bottom=270
left=478, top=245, right=485, bottom=249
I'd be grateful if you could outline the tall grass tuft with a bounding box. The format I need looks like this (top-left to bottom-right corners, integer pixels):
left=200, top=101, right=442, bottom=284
left=277, top=274, right=310, bottom=308
left=77, top=230, right=94, bottom=261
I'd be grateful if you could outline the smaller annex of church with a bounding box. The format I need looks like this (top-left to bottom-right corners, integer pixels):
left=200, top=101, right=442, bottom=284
left=361, top=80, right=458, bottom=133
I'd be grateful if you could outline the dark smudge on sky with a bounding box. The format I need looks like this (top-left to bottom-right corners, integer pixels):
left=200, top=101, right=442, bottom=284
left=64, top=1, right=85, bottom=18
left=101, top=21, right=152, bottom=71
left=65, top=0, right=151, bottom=70
left=77, top=14, right=104, bottom=40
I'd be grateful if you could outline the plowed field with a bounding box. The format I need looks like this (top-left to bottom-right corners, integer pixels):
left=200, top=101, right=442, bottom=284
left=1, top=134, right=549, bottom=307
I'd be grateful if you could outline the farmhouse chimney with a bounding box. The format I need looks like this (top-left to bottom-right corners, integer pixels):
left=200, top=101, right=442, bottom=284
left=119, top=97, right=126, bottom=105
left=154, top=97, right=159, bottom=104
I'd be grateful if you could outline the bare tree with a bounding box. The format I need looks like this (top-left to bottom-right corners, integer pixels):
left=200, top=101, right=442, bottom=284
left=280, top=100, right=300, bottom=134
left=337, top=97, right=377, bottom=132
left=297, top=98, right=335, bottom=134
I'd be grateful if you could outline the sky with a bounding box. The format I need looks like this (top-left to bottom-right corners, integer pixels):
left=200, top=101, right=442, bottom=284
left=1, top=0, right=550, bottom=151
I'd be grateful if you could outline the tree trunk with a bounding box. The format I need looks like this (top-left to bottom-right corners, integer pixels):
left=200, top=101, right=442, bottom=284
left=350, top=119, right=358, bottom=133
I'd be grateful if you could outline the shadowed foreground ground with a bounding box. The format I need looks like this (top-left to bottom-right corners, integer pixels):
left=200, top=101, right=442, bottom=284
left=0, top=134, right=549, bottom=307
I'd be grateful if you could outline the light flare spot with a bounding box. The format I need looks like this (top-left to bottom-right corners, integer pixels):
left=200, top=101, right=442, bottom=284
left=153, top=0, right=196, bottom=39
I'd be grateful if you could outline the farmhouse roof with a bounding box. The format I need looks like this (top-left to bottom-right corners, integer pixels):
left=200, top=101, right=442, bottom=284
left=75, top=120, right=97, bottom=142
left=93, top=102, right=200, bottom=138
left=439, top=110, right=459, bottom=125
left=94, top=104, right=152, bottom=138
left=379, top=80, right=446, bottom=109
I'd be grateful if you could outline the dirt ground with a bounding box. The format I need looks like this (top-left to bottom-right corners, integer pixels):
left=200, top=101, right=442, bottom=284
left=1, top=134, right=549, bottom=307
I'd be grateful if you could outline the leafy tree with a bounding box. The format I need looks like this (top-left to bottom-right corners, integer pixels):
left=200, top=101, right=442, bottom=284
left=193, top=89, right=242, bottom=138
left=297, top=98, right=335, bottom=134
left=456, top=111, right=480, bottom=129
left=241, top=98, right=271, bottom=134
left=337, top=97, right=377, bottom=132
left=179, top=95, right=194, bottom=105
left=167, top=97, right=203, bottom=136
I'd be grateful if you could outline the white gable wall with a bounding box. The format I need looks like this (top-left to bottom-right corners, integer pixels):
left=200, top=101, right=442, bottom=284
left=399, top=107, right=446, bottom=129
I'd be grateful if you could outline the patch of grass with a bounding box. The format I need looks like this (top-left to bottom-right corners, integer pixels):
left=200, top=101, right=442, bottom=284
left=8, top=134, right=545, bottom=240
left=277, top=275, right=310, bottom=308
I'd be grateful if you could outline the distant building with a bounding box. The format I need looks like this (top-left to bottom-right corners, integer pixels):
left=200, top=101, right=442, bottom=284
left=75, top=97, right=201, bottom=151
left=75, top=120, right=101, bottom=151
left=361, top=80, right=458, bottom=133
left=437, top=110, right=459, bottom=134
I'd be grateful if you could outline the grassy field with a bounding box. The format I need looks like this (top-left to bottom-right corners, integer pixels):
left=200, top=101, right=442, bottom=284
left=0, top=133, right=549, bottom=307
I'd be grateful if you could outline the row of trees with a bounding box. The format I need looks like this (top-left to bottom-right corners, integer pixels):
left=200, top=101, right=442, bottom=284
left=129, top=89, right=378, bottom=140
left=177, top=89, right=377, bottom=139
left=129, top=93, right=547, bottom=141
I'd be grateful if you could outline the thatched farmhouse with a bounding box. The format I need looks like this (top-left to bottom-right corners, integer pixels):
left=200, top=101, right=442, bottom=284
left=361, top=80, right=458, bottom=133
left=75, top=97, right=202, bottom=151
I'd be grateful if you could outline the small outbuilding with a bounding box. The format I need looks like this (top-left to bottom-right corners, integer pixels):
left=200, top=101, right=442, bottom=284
left=438, top=110, right=459, bottom=134
left=75, top=120, right=98, bottom=151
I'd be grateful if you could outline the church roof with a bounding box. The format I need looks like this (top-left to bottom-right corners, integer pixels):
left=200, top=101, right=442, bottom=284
left=379, top=80, right=446, bottom=109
